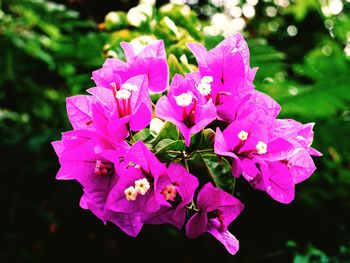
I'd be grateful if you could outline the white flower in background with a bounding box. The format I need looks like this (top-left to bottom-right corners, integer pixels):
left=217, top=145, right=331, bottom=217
left=229, top=6, right=242, bottom=18
left=170, top=0, right=187, bottom=4
left=105, top=11, right=120, bottom=24
left=247, top=0, right=259, bottom=6
left=150, top=118, right=164, bottom=135
left=127, top=4, right=153, bottom=27
left=242, top=4, right=256, bottom=18
left=139, top=0, right=156, bottom=5
left=321, top=0, right=344, bottom=16
left=232, top=17, right=246, bottom=32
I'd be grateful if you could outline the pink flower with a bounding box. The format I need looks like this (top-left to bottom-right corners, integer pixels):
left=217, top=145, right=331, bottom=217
left=51, top=129, right=131, bottom=227
left=187, top=33, right=258, bottom=121
left=106, top=141, right=169, bottom=216
left=142, top=163, right=199, bottom=230
left=66, top=74, right=152, bottom=133
left=271, top=119, right=322, bottom=184
left=186, top=183, right=244, bottom=255
left=156, top=74, right=217, bottom=146
left=214, top=108, right=298, bottom=203
left=92, top=40, right=169, bottom=93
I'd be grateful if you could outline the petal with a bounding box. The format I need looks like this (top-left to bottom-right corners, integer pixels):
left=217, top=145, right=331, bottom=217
left=265, top=162, right=295, bottom=204
left=87, top=87, right=115, bottom=112
left=66, top=95, right=95, bottom=130
left=105, top=209, right=143, bottom=237
left=185, top=212, right=208, bottom=239
left=214, top=128, right=239, bottom=160
left=207, top=219, right=240, bottom=255
left=289, top=149, right=316, bottom=184
left=186, top=42, right=208, bottom=68
left=129, top=102, right=152, bottom=131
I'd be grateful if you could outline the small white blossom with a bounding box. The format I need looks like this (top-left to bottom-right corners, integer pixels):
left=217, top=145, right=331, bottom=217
left=115, top=89, right=131, bottom=100
left=197, top=82, right=212, bottom=96
left=256, top=141, right=267, bottom=154
left=122, top=83, right=138, bottom=92
left=175, top=93, right=193, bottom=107
left=237, top=130, right=248, bottom=141
left=134, top=178, right=151, bottom=195
left=124, top=186, right=138, bottom=201
left=200, top=75, right=214, bottom=84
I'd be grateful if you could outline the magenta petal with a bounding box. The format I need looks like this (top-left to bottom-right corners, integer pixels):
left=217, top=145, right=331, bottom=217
left=66, top=95, right=95, bottom=130
left=186, top=42, right=208, bottom=67
left=186, top=212, right=208, bottom=239
left=266, top=162, right=295, bottom=204
left=207, top=219, right=240, bottom=255
left=120, top=42, right=136, bottom=62
left=139, top=40, right=167, bottom=59
left=309, top=147, right=323, bottom=156
left=52, top=141, right=64, bottom=157
left=87, top=87, right=115, bottom=112
left=105, top=210, right=143, bottom=237
left=289, top=149, right=316, bottom=184
left=214, top=128, right=239, bottom=159
left=250, top=91, right=281, bottom=118
left=129, top=102, right=152, bottom=131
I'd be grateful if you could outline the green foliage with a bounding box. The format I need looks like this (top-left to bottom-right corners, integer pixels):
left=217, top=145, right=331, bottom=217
left=2, top=0, right=350, bottom=261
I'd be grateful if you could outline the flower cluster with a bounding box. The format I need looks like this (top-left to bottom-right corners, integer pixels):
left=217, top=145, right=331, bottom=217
left=52, top=34, right=320, bottom=255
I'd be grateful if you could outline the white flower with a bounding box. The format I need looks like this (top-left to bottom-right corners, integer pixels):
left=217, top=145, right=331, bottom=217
left=237, top=130, right=248, bottom=140
left=122, top=83, right=138, bottom=92
left=134, top=178, right=151, bottom=195
left=124, top=186, right=138, bottom=201
left=175, top=92, right=193, bottom=107
left=115, top=89, right=131, bottom=100
left=256, top=141, right=267, bottom=154
left=200, top=75, right=214, bottom=84
left=197, top=82, right=212, bottom=96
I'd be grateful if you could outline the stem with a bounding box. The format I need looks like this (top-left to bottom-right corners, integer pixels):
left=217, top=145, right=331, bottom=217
left=183, top=151, right=189, bottom=171
left=232, top=177, right=236, bottom=195
left=128, top=127, right=135, bottom=142
left=199, top=153, right=218, bottom=187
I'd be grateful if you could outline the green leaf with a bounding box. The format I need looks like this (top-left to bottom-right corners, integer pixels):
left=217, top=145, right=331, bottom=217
left=149, top=121, right=179, bottom=147
left=168, top=54, right=185, bottom=79
left=200, top=153, right=235, bottom=193
left=199, top=128, right=216, bottom=150
left=154, top=139, right=185, bottom=163
left=132, top=128, right=151, bottom=142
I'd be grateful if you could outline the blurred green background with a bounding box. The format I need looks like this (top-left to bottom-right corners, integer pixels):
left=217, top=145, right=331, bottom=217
left=1, top=0, right=350, bottom=262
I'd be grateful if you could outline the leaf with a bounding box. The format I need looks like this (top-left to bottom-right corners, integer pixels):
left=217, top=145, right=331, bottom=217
left=149, top=121, right=179, bottom=147
left=200, top=154, right=235, bottom=193
left=154, top=139, right=185, bottom=163
left=199, top=128, right=216, bottom=150
left=132, top=128, right=151, bottom=142
left=168, top=54, right=185, bottom=79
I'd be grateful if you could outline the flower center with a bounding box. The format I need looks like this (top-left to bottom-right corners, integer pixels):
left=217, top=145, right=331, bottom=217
left=115, top=89, right=131, bottom=100
left=197, top=82, right=212, bottom=96
left=161, top=184, right=177, bottom=201
left=197, top=76, right=213, bottom=96
left=122, top=83, right=138, bottom=92
left=237, top=130, right=248, bottom=140
left=124, top=178, right=151, bottom=201
left=124, top=186, right=137, bottom=201
left=94, top=160, right=114, bottom=176
left=175, top=92, right=193, bottom=107
left=111, top=82, right=138, bottom=117
left=256, top=141, right=267, bottom=154
left=201, top=75, right=214, bottom=84
left=134, top=178, right=151, bottom=195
